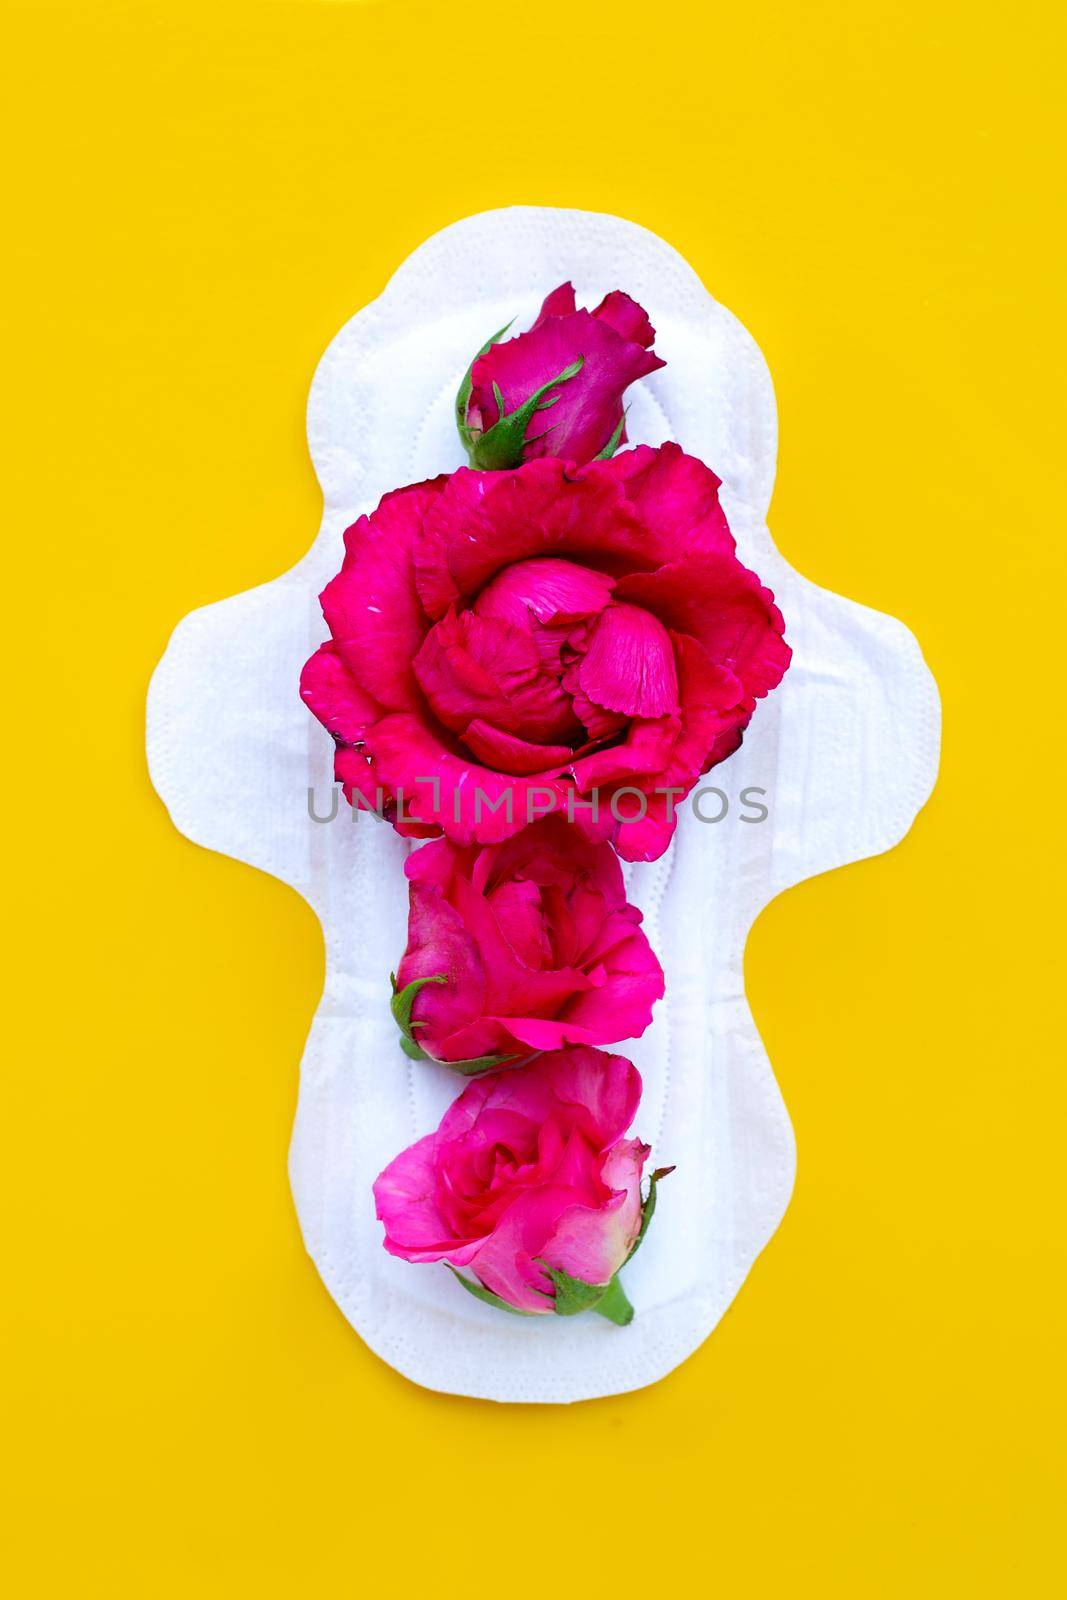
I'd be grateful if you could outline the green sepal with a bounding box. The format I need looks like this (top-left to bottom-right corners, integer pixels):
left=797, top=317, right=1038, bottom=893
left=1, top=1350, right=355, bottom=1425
left=591, top=1274, right=634, bottom=1326
left=535, top=1262, right=634, bottom=1325
left=447, top=1168, right=674, bottom=1325
left=455, top=320, right=514, bottom=452
left=538, top=1263, right=609, bottom=1317
left=388, top=975, right=519, bottom=1075
left=464, top=357, right=585, bottom=470
left=400, top=1034, right=518, bottom=1075
left=594, top=411, right=627, bottom=460
left=625, top=1165, right=676, bottom=1266
left=444, top=1051, right=521, bottom=1077
left=389, top=972, right=446, bottom=1040
left=520, top=1166, right=674, bottom=1326
left=447, top=1265, right=545, bottom=1316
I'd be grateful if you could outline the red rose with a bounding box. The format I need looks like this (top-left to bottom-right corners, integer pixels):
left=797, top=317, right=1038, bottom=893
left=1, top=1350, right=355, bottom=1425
left=373, top=1047, right=660, bottom=1319
left=457, top=282, right=665, bottom=469
left=301, top=444, right=790, bottom=861
left=392, top=815, right=664, bottom=1069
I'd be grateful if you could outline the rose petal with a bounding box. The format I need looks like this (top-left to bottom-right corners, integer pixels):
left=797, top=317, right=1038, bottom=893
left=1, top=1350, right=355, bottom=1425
left=439, top=1048, right=640, bottom=1152
left=568, top=717, right=680, bottom=791
left=591, top=290, right=657, bottom=348
left=531, top=282, right=578, bottom=326
left=447, top=871, right=590, bottom=1019
left=461, top=719, right=575, bottom=777
left=605, top=442, right=735, bottom=561
left=396, top=881, right=487, bottom=1053
left=414, top=607, right=579, bottom=746
left=414, top=458, right=649, bottom=620
left=576, top=600, right=681, bottom=719
left=321, top=479, right=444, bottom=709
left=333, top=745, right=439, bottom=838
left=557, top=918, right=664, bottom=1042
left=485, top=879, right=550, bottom=970
left=615, top=551, right=791, bottom=699
left=373, top=1134, right=481, bottom=1265
left=464, top=1188, right=565, bottom=1313
left=360, top=711, right=570, bottom=845
left=541, top=1138, right=649, bottom=1285
left=300, top=641, right=381, bottom=744
left=474, top=555, right=617, bottom=630
left=609, top=790, right=682, bottom=863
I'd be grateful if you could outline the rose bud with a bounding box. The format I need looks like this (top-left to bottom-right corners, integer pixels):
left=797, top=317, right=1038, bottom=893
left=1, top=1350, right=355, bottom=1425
left=373, top=1047, right=672, bottom=1321
left=389, top=815, right=664, bottom=1073
left=456, top=282, right=665, bottom=469
left=300, top=445, right=790, bottom=861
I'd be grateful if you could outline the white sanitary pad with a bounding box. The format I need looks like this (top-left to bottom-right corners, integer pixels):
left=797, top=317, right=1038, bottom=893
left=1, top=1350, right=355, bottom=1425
left=147, top=207, right=940, bottom=1403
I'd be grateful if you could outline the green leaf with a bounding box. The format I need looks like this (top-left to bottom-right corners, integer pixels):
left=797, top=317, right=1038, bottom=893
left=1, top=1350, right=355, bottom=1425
left=625, top=1164, right=676, bottom=1265
left=455, top=319, right=514, bottom=450
left=389, top=973, right=447, bottom=1040
left=447, top=1265, right=544, bottom=1316
left=592, top=1274, right=634, bottom=1326
left=398, top=1034, right=430, bottom=1061
left=467, top=356, right=586, bottom=470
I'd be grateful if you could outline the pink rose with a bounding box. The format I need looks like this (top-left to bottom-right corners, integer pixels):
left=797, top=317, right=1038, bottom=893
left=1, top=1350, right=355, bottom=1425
left=301, top=443, right=790, bottom=860
left=374, top=1047, right=669, bottom=1319
left=391, top=814, right=664, bottom=1071
left=457, top=282, right=665, bottom=469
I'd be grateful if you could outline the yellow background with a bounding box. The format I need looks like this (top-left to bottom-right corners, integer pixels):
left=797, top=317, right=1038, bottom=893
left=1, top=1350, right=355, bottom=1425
left=3, top=0, right=1063, bottom=1592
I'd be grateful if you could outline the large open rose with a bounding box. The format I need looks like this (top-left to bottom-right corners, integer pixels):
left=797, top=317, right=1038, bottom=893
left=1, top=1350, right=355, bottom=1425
left=373, top=1047, right=665, bottom=1319
left=301, top=443, right=790, bottom=860
left=392, top=815, right=664, bottom=1069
